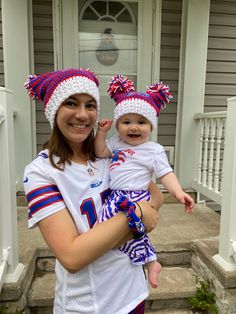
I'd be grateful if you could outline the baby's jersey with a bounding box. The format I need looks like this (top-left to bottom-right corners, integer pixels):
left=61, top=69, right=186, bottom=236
left=107, top=135, right=173, bottom=191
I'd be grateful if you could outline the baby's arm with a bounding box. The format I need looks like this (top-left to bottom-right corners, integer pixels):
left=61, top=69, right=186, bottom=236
left=95, top=119, right=113, bottom=157
left=160, top=172, right=194, bottom=213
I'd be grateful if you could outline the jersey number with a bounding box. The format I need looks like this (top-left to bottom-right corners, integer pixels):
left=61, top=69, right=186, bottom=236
left=80, top=188, right=110, bottom=228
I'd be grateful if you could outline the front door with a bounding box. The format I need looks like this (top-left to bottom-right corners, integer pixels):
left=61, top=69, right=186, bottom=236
left=58, top=0, right=157, bottom=133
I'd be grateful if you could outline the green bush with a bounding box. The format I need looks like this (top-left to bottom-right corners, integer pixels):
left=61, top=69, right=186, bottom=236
left=188, top=276, right=218, bottom=313
left=0, top=306, right=22, bottom=314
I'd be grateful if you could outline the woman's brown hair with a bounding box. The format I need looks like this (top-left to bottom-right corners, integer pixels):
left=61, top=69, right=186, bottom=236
left=43, top=123, right=96, bottom=170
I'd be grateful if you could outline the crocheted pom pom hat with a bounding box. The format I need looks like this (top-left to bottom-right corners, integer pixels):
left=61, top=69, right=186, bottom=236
left=24, top=68, right=100, bottom=128
left=108, top=75, right=172, bottom=129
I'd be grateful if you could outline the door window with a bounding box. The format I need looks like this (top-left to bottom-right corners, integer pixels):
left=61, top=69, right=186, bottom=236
left=78, top=1, right=138, bottom=126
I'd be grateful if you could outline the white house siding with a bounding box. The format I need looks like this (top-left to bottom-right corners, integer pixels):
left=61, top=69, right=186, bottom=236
left=159, top=0, right=182, bottom=147
left=33, top=0, right=54, bottom=152
left=0, top=0, right=4, bottom=86
left=205, top=0, right=236, bottom=112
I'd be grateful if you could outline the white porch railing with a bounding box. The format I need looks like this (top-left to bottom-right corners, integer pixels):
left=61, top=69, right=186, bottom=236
left=192, top=97, right=236, bottom=271
left=0, top=88, right=24, bottom=293
left=192, top=111, right=226, bottom=205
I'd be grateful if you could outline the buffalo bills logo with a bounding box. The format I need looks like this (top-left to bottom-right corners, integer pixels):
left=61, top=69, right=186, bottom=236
left=110, top=150, right=127, bottom=171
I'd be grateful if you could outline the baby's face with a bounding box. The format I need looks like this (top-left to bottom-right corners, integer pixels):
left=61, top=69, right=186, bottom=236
left=116, top=113, right=152, bottom=146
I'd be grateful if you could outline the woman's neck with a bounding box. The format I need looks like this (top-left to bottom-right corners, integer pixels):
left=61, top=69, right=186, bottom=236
left=70, top=148, right=88, bottom=165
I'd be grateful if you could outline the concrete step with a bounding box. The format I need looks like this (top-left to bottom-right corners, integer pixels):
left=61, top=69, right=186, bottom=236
left=28, top=266, right=197, bottom=313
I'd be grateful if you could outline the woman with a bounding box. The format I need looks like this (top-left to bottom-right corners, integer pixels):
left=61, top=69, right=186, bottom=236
left=24, top=68, right=163, bottom=313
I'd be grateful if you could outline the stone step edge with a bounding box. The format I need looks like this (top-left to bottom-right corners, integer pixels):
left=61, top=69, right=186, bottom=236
left=35, top=249, right=192, bottom=273
left=28, top=267, right=197, bottom=307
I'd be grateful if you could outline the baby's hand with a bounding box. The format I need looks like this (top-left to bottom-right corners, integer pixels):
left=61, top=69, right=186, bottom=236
left=176, top=192, right=194, bottom=213
left=98, top=119, right=113, bottom=133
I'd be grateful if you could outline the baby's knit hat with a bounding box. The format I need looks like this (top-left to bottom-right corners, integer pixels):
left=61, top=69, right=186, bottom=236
left=108, top=75, right=172, bottom=129
left=24, top=68, right=100, bottom=128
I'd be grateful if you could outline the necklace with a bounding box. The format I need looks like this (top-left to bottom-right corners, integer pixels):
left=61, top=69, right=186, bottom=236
left=87, top=167, right=95, bottom=176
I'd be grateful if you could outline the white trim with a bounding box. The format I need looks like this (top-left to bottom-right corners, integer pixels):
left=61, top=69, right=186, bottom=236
left=192, top=181, right=222, bottom=205
left=194, top=112, right=227, bottom=119
left=174, top=0, right=210, bottom=188
left=1, top=0, right=34, bottom=190
left=0, top=248, right=10, bottom=293
left=4, top=263, right=25, bottom=283
left=216, top=98, right=236, bottom=271
left=150, top=0, right=162, bottom=144
left=164, top=146, right=175, bottom=165
left=137, top=0, right=153, bottom=91
left=28, top=0, right=37, bottom=158
left=213, top=254, right=236, bottom=272
left=53, top=0, right=63, bottom=69
left=152, top=0, right=162, bottom=83
left=61, top=0, right=79, bottom=68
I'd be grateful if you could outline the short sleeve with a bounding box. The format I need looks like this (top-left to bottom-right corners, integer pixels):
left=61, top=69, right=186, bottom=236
left=23, top=163, right=66, bottom=229
left=106, top=134, right=120, bottom=153
left=152, top=145, right=173, bottom=178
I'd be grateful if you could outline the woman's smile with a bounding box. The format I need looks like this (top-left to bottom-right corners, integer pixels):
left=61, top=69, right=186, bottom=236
left=56, top=93, right=97, bottom=148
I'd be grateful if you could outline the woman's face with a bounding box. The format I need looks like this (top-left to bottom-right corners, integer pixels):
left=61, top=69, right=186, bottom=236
left=56, top=93, right=97, bottom=150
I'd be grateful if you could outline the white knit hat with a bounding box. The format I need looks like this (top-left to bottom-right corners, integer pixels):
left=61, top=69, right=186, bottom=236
left=25, top=68, right=100, bottom=128
left=108, top=75, right=172, bottom=129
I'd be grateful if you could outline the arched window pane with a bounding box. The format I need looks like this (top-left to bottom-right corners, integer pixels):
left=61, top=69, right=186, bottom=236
left=83, top=7, right=98, bottom=20
left=92, top=1, right=107, bottom=16
left=109, top=2, right=124, bottom=16
left=117, top=9, right=132, bottom=22
left=81, top=1, right=134, bottom=24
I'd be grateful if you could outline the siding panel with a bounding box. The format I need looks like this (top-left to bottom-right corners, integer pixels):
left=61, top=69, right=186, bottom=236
left=33, top=0, right=54, bottom=152
left=159, top=0, right=182, bottom=147
left=205, top=0, right=236, bottom=112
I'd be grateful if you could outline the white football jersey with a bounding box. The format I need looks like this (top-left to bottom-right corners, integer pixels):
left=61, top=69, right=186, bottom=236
left=24, top=150, right=148, bottom=313
left=107, top=135, right=173, bottom=191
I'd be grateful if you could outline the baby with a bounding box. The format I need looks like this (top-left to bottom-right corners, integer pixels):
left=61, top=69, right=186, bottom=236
left=95, top=75, right=194, bottom=288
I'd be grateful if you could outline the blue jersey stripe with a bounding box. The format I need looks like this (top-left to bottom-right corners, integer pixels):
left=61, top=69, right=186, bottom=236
left=29, top=194, right=63, bottom=215
left=27, top=185, right=60, bottom=203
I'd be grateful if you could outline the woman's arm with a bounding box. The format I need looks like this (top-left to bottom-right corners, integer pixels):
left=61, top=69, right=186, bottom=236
left=38, top=201, right=158, bottom=273
left=38, top=209, right=129, bottom=273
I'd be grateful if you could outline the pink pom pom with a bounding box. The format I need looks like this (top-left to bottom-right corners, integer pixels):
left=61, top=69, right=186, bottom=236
left=108, top=74, right=135, bottom=98
left=146, top=82, right=173, bottom=109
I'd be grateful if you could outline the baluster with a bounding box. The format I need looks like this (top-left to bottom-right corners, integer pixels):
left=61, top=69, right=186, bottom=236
left=202, top=119, right=210, bottom=186
left=208, top=119, right=216, bottom=189
left=214, top=118, right=223, bottom=192
left=197, top=119, right=204, bottom=184
left=219, top=118, right=226, bottom=192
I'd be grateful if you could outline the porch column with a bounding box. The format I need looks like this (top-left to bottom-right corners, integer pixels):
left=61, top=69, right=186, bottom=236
left=2, top=0, right=35, bottom=191
left=0, top=89, right=24, bottom=289
left=174, top=0, right=210, bottom=188
left=213, top=97, right=236, bottom=271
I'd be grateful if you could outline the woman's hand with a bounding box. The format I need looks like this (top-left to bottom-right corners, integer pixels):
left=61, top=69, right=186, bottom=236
left=148, top=181, right=164, bottom=211
left=135, top=200, right=158, bottom=233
